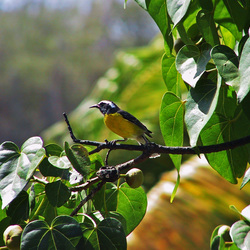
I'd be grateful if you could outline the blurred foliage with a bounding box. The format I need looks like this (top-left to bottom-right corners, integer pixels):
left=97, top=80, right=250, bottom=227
left=0, top=0, right=157, bottom=145
left=128, top=156, right=250, bottom=249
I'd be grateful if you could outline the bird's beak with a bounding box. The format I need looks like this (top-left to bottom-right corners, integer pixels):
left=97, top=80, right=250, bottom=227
left=89, top=104, right=99, bottom=109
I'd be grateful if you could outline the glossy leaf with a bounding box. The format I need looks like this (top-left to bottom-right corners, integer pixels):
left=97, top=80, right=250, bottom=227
left=161, top=54, right=182, bottom=96
left=213, top=0, right=242, bottom=41
left=0, top=136, right=44, bottom=209
left=167, top=0, right=191, bottom=27
left=237, top=37, right=250, bottom=102
left=211, top=45, right=240, bottom=91
left=81, top=217, right=127, bottom=250
left=200, top=109, right=250, bottom=183
left=39, top=157, right=69, bottom=178
left=65, top=142, right=90, bottom=179
left=196, top=9, right=219, bottom=46
left=45, top=180, right=71, bottom=207
left=185, top=78, right=221, bottom=147
left=21, top=216, right=82, bottom=249
left=230, top=220, right=250, bottom=250
left=145, top=0, right=173, bottom=54
left=45, top=144, right=63, bottom=157
left=176, top=43, right=212, bottom=87
left=48, top=155, right=72, bottom=170
left=6, top=191, right=29, bottom=224
left=160, top=92, right=184, bottom=168
left=97, top=182, right=147, bottom=235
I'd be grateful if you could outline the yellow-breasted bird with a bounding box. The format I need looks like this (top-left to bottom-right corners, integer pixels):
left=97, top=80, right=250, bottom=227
left=90, top=100, right=152, bottom=144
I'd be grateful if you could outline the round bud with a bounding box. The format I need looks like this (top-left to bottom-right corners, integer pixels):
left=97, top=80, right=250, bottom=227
left=3, top=225, right=22, bottom=250
left=125, top=168, right=144, bottom=188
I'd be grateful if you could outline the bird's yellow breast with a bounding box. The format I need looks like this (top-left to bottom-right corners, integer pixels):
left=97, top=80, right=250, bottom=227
left=104, top=113, right=144, bottom=139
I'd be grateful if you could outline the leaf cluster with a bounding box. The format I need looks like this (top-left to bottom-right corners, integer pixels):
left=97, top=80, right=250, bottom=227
left=0, top=137, right=147, bottom=249
left=136, top=0, right=250, bottom=185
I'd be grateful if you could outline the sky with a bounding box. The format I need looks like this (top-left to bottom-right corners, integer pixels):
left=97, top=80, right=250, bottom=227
left=0, top=0, right=94, bottom=12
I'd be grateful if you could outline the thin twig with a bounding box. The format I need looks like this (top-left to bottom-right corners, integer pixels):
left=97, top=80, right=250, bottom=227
left=70, top=180, right=105, bottom=217
left=69, top=177, right=100, bottom=192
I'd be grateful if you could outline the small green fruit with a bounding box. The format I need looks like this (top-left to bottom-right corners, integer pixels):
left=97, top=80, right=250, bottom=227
left=3, top=225, right=22, bottom=250
left=126, top=168, right=144, bottom=188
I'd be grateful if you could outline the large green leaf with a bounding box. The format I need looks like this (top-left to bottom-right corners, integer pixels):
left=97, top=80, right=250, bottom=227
left=0, top=137, right=44, bottom=209
left=167, top=0, right=191, bottom=27
left=161, top=54, right=182, bottom=96
left=81, top=216, right=127, bottom=250
left=211, top=45, right=240, bottom=91
left=160, top=92, right=184, bottom=168
left=145, top=0, right=173, bottom=54
left=45, top=180, right=71, bottom=207
left=65, top=142, right=91, bottom=179
left=6, top=190, right=29, bottom=224
left=21, top=216, right=82, bottom=249
left=196, top=9, right=219, bottom=46
left=176, top=43, right=212, bottom=87
left=28, top=183, right=57, bottom=224
left=230, top=220, right=250, bottom=250
left=200, top=108, right=250, bottom=183
left=95, top=182, right=147, bottom=235
left=185, top=78, right=221, bottom=147
left=213, top=0, right=242, bottom=41
left=237, top=37, right=250, bottom=102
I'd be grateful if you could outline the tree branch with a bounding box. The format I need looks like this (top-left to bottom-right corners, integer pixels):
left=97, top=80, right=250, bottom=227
left=63, top=112, right=250, bottom=156
left=63, top=112, right=250, bottom=216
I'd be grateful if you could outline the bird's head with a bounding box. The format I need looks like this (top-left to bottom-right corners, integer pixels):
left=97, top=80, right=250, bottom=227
left=90, top=100, right=119, bottom=115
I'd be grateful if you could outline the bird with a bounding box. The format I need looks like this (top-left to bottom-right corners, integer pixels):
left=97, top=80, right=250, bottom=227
left=90, top=100, right=152, bottom=145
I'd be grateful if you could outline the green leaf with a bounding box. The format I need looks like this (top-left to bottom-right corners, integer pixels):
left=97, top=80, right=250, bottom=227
left=0, top=136, right=44, bottom=209
left=170, top=171, right=180, bottom=203
left=48, top=155, right=72, bottom=170
left=134, top=0, right=147, bottom=10
left=230, top=220, right=250, bottom=250
left=65, top=142, right=91, bottom=179
left=45, top=144, right=63, bottom=157
left=145, top=0, right=173, bottom=55
left=161, top=54, right=182, bottom=96
left=26, top=148, right=46, bottom=180
left=28, top=183, right=57, bottom=223
left=45, top=180, right=71, bottom=207
left=222, top=0, right=248, bottom=32
left=237, top=37, right=250, bottom=102
left=160, top=92, right=184, bottom=168
left=213, top=0, right=242, bottom=41
left=39, top=157, right=69, bottom=178
left=97, top=182, right=147, bottom=235
left=196, top=9, right=220, bottom=46
left=176, top=43, right=212, bottom=87
left=6, top=191, right=29, bottom=224
left=167, top=0, right=191, bottom=27
left=241, top=167, right=250, bottom=189
left=81, top=217, right=127, bottom=250
left=200, top=109, right=250, bottom=183
left=21, top=215, right=82, bottom=249
left=185, top=78, right=221, bottom=147
left=211, top=45, right=240, bottom=91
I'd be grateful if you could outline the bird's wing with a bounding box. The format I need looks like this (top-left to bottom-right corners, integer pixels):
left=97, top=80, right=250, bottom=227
left=118, top=110, right=152, bottom=137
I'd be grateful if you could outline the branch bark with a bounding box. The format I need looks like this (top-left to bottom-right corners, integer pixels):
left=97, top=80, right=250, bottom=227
left=63, top=112, right=250, bottom=156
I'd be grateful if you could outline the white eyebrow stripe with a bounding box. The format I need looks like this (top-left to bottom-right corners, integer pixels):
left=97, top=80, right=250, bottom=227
left=99, top=100, right=115, bottom=108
